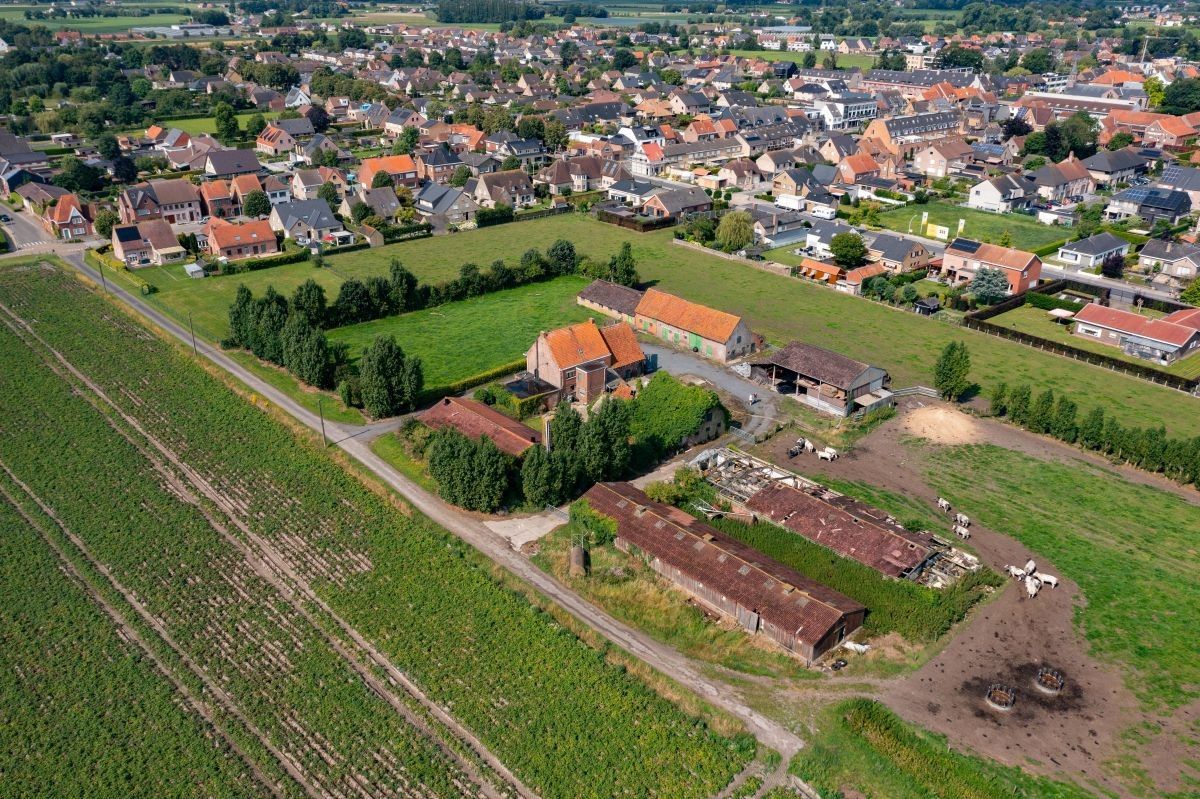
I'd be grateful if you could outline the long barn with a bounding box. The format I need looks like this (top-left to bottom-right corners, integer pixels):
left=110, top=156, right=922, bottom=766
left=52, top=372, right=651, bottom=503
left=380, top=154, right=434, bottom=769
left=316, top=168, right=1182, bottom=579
left=583, top=482, right=865, bottom=664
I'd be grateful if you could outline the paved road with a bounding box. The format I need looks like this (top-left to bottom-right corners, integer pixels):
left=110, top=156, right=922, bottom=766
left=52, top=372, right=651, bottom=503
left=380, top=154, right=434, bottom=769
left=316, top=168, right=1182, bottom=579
left=2, top=207, right=98, bottom=255
left=1041, top=262, right=1184, bottom=305
left=642, top=343, right=780, bottom=439
left=57, top=250, right=809, bottom=764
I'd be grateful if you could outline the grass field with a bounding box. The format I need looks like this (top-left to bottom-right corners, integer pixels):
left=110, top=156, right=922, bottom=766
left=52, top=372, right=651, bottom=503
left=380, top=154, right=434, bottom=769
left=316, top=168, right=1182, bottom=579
left=792, top=699, right=1094, bottom=799
left=327, top=276, right=595, bottom=394
left=928, top=444, right=1200, bottom=712
left=128, top=214, right=1200, bottom=439
left=875, top=201, right=1068, bottom=251
left=1, top=259, right=753, bottom=798
left=0, top=499, right=269, bottom=799
left=988, top=304, right=1200, bottom=379
left=114, top=111, right=277, bottom=139
left=0, top=6, right=191, bottom=30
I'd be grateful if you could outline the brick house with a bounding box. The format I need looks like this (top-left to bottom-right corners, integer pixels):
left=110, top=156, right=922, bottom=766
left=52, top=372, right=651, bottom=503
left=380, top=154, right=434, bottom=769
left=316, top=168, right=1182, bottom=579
left=206, top=218, right=279, bottom=260
left=42, top=193, right=92, bottom=239
left=937, top=238, right=1042, bottom=295
left=118, top=179, right=203, bottom=224
left=358, top=154, right=420, bottom=189
left=112, top=219, right=187, bottom=266
left=525, top=318, right=646, bottom=403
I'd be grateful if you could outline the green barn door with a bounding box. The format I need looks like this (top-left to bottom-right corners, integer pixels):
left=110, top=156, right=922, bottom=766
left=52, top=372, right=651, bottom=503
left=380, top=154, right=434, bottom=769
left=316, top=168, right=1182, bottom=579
left=688, top=333, right=701, bottom=349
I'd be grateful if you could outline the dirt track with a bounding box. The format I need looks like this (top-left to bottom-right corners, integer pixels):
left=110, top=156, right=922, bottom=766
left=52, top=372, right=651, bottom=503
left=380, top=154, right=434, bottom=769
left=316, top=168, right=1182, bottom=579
left=761, top=399, right=1187, bottom=797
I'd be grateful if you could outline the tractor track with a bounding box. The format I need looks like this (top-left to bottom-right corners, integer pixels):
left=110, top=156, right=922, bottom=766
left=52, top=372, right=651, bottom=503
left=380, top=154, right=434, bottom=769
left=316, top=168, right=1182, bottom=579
left=0, top=300, right=533, bottom=799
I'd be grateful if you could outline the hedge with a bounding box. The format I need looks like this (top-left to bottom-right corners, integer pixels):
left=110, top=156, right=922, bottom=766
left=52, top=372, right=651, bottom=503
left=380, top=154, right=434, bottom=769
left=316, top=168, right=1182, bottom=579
left=84, top=248, right=157, bottom=295
left=1032, top=238, right=1070, bottom=257
left=418, top=358, right=526, bottom=404
left=1025, top=291, right=1085, bottom=312
left=222, top=248, right=310, bottom=273
left=325, top=241, right=370, bottom=255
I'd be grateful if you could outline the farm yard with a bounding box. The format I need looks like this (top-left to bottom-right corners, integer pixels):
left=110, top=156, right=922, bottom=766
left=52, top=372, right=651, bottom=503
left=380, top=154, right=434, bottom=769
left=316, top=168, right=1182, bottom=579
left=0, top=259, right=754, bottom=799
left=875, top=201, right=1068, bottom=251
left=120, top=214, right=1200, bottom=439
left=327, top=276, right=596, bottom=397
left=762, top=400, right=1200, bottom=798
left=986, top=303, right=1200, bottom=380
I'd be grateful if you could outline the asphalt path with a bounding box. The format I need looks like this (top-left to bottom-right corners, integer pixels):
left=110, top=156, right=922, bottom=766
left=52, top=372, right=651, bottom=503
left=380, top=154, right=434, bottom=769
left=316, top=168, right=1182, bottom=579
left=57, top=250, right=810, bottom=766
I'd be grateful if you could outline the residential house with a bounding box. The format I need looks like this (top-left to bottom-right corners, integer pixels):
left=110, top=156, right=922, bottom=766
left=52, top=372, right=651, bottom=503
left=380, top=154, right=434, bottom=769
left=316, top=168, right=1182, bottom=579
left=112, top=219, right=186, bottom=266
left=1028, top=153, right=1095, bottom=204
left=262, top=174, right=291, bottom=206
left=415, top=145, right=462, bottom=184
left=838, top=262, right=888, bottom=295
left=358, top=155, right=421, bottom=189
left=255, top=123, right=298, bottom=157
left=836, top=153, right=881, bottom=185
left=1154, top=163, right=1200, bottom=207
left=1104, top=187, right=1192, bottom=224
left=525, top=318, right=647, bottom=404
left=1073, top=303, right=1200, bottom=364
left=866, top=233, right=931, bottom=274
left=41, top=193, right=92, bottom=239
left=537, top=156, right=630, bottom=195
left=291, top=167, right=348, bottom=201
left=341, top=186, right=400, bottom=219
left=937, top=238, right=1042, bottom=295
left=911, top=139, right=975, bottom=178
left=268, top=199, right=343, bottom=244
left=641, top=186, right=712, bottom=219
left=1138, top=238, right=1200, bottom=280
left=206, top=218, right=279, bottom=261
left=471, top=170, right=536, bottom=209
left=205, top=149, right=262, bottom=179
left=118, top=179, right=203, bottom=224
left=813, top=92, right=878, bottom=130
left=294, top=134, right=350, bottom=165
left=1055, top=232, right=1130, bottom=269
left=967, top=173, right=1037, bottom=213
left=200, top=179, right=236, bottom=218
left=860, top=111, right=961, bottom=158
left=414, top=182, right=478, bottom=226
left=634, top=288, right=755, bottom=362
left=1082, top=147, right=1151, bottom=186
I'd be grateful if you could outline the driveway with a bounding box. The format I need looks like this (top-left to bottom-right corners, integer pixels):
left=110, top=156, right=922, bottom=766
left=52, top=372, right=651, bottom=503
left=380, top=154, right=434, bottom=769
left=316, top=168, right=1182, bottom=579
left=642, top=343, right=779, bottom=438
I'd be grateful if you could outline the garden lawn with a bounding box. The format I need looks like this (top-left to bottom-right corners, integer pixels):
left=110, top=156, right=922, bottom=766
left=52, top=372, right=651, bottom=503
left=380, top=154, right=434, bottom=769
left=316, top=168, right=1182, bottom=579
left=875, top=201, right=1067, bottom=251
left=114, top=111, right=278, bottom=139
left=988, top=304, right=1200, bottom=379
left=725, top=49, right=876, bottom=70
left=133, top=214, right=1200, bottom=437
left=327, top=276, right=596, bottom=395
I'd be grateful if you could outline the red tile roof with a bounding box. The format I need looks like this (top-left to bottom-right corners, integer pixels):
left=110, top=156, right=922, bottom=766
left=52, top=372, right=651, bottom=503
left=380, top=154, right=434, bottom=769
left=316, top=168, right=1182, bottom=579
left=1074, top=302, right=1200, bottom=347
left=598, top=322, right=645, bottom=370
left=420, top=396, right=541, bottom=456
left=635, top=288, right=743, bottom=343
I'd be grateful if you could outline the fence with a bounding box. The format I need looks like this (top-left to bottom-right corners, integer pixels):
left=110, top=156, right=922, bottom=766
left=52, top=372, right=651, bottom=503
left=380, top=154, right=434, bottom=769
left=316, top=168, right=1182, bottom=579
left=670, top=238, right=793, bottom=276
left=891, top=386, right=939, bottom=399
left=594, top=209, right=677, bottom=232
left=963, top=280, right=1200, bottom=393
left=513, top=205, right=572, bottom=223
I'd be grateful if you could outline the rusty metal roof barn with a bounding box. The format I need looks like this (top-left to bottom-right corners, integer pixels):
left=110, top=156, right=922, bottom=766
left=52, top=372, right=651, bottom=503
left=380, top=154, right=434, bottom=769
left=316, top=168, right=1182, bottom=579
left=691, top=449, right=977, bottom=585
left=583, top=481, right=865, bottom=662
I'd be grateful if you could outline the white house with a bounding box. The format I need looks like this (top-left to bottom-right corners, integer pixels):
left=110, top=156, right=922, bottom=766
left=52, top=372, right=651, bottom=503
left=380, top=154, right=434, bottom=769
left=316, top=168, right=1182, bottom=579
left=1055, top=232, right=1129, bottom=269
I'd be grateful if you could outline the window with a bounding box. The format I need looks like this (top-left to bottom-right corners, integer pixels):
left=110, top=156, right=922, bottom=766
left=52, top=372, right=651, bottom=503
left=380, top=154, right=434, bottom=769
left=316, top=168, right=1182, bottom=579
left=563, top=368, right=576, bottom=380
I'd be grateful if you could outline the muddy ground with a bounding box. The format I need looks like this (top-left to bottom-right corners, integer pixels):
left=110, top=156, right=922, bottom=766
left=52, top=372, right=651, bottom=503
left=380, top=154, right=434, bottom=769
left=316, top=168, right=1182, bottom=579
left=755, top=399, right=1192, bottom=798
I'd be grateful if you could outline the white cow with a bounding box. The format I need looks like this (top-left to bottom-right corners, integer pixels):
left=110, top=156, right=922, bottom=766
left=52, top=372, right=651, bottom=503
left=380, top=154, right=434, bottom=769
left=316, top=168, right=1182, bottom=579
left=803, top=438, right=816, bottom=453
left=818, top=447, right=838, bottom=461
left=1024, top=575, right=1042, bottom=599
left=1033, top=572, right=1059, bottom=588
left=1005, top=565, right=1026, bottom=580
left=954, top=512, right=970, bottom=527
left=953, top=524, right=971, bottom=539
left=1024, top=558, right=1037, bottom=575
left=937, top=497, right=952, bottom=512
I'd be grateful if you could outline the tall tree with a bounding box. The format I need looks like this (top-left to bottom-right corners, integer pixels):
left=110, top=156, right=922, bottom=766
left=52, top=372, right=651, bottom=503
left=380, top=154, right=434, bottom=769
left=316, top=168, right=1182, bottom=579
left=547, top=239, right=577, bottom=275
left=242, top=189, right=271, bottom=218
left=970, top=267, right=1011, bottom=305
left=933, top=340, right=971, bottom=401
left=213, top=101, right=239, bottom=143
left=93, top=209, right=120, bottom=239
left=715, top=210, right=754, bottom=251
left=830, top=232, right=867, bottom=267
left=358, top=335, right=422, bottom=418
left=290, top=279, right=327, bottom=327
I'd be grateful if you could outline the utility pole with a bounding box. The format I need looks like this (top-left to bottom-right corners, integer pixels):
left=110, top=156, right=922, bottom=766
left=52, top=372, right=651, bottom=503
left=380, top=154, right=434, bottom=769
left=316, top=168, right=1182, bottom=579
left=97, top=257, right=108, bottom=294
left=317, top=397, right=328, bottom=447
left=188, top=312, right=198, bottom=357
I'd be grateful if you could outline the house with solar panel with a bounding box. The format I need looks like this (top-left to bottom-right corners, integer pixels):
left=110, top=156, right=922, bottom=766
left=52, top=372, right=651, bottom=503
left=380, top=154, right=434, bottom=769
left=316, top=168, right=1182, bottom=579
left=1104, top=186, right=1192, bottom=225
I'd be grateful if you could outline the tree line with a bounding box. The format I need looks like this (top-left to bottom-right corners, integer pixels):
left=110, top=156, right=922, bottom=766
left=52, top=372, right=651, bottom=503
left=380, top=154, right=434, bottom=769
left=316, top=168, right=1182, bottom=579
left=224, top=278, right=423, bottom=418
left=988, top=382, right=1200, bottom=485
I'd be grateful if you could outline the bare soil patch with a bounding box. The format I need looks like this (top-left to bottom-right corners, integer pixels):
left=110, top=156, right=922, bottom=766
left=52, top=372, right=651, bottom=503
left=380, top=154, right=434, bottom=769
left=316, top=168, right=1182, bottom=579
left=757, top=399, right=1186, bottom=797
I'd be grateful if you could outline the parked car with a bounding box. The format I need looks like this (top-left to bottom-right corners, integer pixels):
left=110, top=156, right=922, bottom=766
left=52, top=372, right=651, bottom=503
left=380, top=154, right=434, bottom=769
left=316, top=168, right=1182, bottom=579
left=0, top=214, right=10, bottom=222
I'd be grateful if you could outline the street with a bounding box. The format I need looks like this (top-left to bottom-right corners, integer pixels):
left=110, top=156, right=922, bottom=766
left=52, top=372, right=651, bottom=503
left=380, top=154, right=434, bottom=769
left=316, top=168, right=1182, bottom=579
left=55, top=249, right=810, bottom=767
left=1, top=206, right=95, bottom=255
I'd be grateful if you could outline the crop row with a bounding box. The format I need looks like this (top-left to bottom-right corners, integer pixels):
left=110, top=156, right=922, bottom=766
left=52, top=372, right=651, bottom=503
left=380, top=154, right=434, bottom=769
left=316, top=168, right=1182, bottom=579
left=0, top=314, right=481, bottom=799
left=0, top=262, right=752, bottom=797
left=0, top=496, right=271, bottom=799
